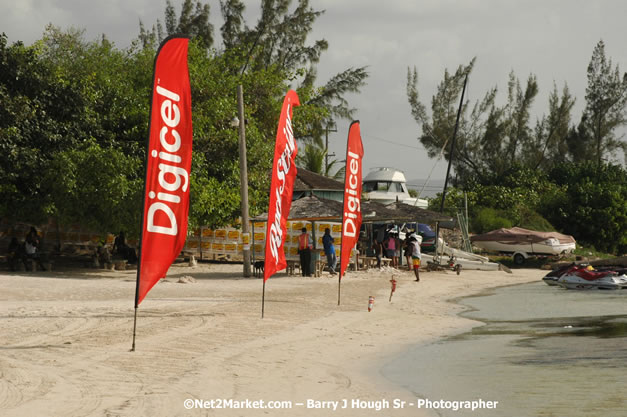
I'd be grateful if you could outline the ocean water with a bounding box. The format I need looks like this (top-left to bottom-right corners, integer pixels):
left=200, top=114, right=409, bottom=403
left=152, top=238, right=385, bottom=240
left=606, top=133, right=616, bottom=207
left=383, top=281, right=627, bottom=417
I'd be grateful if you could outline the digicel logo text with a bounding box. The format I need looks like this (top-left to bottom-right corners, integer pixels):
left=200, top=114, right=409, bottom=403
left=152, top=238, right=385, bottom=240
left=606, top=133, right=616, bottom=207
left=268, top=104, right=296, bottom=263
left=146, top=85, right=188, bottom=236
left=343, top=150, right=361, bottom=237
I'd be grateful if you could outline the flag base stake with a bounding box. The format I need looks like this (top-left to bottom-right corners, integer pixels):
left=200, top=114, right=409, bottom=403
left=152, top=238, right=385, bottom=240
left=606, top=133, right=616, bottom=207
left=131, top=306, right=138, bottom=351
left=338, top=273, right=342, bottom=306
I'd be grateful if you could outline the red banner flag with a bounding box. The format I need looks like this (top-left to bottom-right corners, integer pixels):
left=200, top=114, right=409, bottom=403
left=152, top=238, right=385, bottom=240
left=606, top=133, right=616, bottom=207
left=263, top=90, right=300, bottom=281
left=339, top=121, right=364, bottom=279
left=136, top=37, right=192, bottom=305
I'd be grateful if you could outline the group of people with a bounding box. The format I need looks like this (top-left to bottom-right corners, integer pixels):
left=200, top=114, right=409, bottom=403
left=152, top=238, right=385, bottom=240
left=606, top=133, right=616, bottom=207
left=297, top=227, right=337, bottom=277
left=298, top=226, right=420, bottom=281
left=372, top=229, right=421, bottom=281
left=7, top=227, right=47, bottom=271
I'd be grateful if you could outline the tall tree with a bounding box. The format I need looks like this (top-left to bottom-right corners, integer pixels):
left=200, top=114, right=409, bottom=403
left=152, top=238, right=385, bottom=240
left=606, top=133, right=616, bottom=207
left=165, top=0, right=213, bottom=48
left=138, top=0, right=367, bottom=227
left=220, top=0, right=245, bottom=49
left=296, top=135, right=344, bottom=179
left=523, top=83, right=575, bottom=169
left=406, top=59, right=475, bottom=177
left=582, top=40, right=627, bottom=166
left=504, top=72, right=539, bottom=164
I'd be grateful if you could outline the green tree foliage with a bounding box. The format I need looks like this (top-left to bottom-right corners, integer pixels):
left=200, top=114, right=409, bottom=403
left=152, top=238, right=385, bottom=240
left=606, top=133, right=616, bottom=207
left=45, top=141, right=143, bottom=235
left=406, top=41, right=627, bottom=183
left=0, top=32, right=88, bottom=223
left=140, top=0, right=213, bottom=49
left=525, top=83, right=575, bottom=170
left=0, top=27, right=151, bottom=229
left=581, top=40, right=627, bottom=166
left=295, top=135, right=344, bottom=179
left=407, top=61, right=545, bottom=183
left=1, top=0, right=368, bottom=235
left=409, top=40, right=626, bottom=254
left=140, top=0, right=367, bottom=226
left=540, top=162, right=627, bottom=254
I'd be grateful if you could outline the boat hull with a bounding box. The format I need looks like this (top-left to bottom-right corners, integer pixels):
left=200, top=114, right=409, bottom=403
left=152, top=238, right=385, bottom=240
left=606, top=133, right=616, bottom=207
left=473, top=240, right=575, bottom=256
left=421, top=254, right=500, bottom=271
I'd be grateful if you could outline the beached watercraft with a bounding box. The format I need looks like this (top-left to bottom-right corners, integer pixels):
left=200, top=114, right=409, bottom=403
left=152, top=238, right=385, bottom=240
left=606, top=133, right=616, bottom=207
left=557, top=266, right=627, bottom=290
left=471, top=227, right=576, bottom=264
left=542, top=263, right=575, bottom=286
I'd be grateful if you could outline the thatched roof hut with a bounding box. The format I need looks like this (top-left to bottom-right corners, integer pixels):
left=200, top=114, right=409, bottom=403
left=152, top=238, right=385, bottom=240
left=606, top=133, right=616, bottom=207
left=381, top=202, right=454, bottom=225
left=253, top=195, right=452, bottom=224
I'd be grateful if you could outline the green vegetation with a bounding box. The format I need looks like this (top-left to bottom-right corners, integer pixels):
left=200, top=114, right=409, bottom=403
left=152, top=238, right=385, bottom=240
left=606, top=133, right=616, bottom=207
left=417, top=41, right=626, bottom=255
left=0, top=0, right=368, bottom=236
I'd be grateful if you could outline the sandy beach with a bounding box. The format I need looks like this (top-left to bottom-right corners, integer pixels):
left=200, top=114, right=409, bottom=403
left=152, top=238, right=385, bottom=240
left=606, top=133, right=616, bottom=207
left=0, top=261, right=544, bottom=416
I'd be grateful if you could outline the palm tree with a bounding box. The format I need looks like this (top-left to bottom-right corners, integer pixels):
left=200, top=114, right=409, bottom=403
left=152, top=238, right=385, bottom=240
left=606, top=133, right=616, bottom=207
left=297, top=136, right=344, bottom=179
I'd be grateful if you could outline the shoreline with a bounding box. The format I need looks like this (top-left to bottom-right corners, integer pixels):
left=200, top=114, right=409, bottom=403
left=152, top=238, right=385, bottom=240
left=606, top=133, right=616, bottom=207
left=0, top=263, right=545, bottom=416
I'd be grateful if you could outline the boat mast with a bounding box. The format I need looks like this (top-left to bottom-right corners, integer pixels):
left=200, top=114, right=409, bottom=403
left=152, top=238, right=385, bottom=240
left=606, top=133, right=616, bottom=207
left=439, top=73, right=468, bottom=213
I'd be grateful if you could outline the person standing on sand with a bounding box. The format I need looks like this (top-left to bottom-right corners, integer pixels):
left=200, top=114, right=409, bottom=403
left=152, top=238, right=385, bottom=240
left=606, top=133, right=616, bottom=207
left=409, top=233, right=421, bottom=281
left=322, top=228, right=337, bottom=275
left=7, top=237, right=22, bottom=271
left=386, top=232, right=398, bottom=268
left=373, top=239, right=383, bottom=269
left=298, top=227, right=313, bottom=277
left=394, top=233, right=401, bottom=268
left=403, top=236, right=413, bottom=271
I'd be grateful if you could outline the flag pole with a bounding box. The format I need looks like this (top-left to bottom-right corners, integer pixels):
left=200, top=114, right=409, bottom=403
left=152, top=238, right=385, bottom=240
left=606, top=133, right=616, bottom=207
left=131, top=240, right=144, bottom=351
left=262, top=279, right=266, bottom=318
left=131, top=305, right=139, bottom=351
left=337, top=271, right=342, bottom=306
left=130, top=35, right=173, bottom=352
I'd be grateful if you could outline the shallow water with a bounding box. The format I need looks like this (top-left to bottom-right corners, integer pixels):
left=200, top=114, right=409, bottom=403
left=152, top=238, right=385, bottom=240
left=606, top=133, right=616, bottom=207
left=383, top=281, right=627, bottom=417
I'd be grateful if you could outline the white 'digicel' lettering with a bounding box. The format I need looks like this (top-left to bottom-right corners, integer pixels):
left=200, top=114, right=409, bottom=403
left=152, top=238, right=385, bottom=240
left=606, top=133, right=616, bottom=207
left=343, top=150, right=361, bottom=238
left=146, top=85, right=188, bottom=236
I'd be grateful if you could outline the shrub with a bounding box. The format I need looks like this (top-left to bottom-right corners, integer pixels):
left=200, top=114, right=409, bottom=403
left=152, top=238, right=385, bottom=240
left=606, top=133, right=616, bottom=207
left=471, top=207, right=513, bottom=234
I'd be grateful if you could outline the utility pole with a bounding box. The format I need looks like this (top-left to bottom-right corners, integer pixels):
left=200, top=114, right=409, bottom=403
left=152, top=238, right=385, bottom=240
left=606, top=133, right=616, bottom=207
left=324, top=122, right=337, bottom=174
left=237, top=85, right=251, bottom=277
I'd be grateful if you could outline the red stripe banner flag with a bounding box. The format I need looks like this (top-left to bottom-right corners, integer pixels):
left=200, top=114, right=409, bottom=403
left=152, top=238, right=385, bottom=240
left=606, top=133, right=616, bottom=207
left=263, top=90, right=300, bottom=282
left=134, top=36, right=192, bottom=312
left=338, top=121, right=364, bottom=305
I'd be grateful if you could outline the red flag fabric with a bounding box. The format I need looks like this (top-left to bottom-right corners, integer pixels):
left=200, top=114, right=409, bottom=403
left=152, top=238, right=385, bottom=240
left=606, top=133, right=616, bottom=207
left=263, top=90, right=300, bottom=281
left=136, top=37, right=192, bottom=305
left=339, top=121, right=364, bottom=279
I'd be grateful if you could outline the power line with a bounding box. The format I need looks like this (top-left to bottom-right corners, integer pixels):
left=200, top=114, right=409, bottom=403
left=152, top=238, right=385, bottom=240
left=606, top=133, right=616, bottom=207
left=363, top=133, right=425, bottom=150
left=331, top=126, right=425, bottom=151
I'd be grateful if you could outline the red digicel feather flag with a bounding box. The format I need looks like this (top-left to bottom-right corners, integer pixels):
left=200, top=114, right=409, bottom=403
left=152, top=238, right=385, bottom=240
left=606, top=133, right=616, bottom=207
left=339, top=121, right=364, bottom=279
left=135, top=37, right=192, bottom=305
left=263, top=90, right=300, bottom=281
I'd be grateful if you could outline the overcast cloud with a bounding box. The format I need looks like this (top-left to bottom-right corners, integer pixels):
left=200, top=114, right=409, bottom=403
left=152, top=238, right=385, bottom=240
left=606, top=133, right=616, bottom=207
left=2, top=0, right=626, bottom=190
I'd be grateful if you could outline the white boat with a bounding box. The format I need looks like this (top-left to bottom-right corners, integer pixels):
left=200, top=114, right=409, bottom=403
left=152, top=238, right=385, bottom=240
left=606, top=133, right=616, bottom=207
left=471, top=227, right=576, bottom=264
left=362, top=167, right=428, bottom=208
left=557, top=266, right=627, bottom=290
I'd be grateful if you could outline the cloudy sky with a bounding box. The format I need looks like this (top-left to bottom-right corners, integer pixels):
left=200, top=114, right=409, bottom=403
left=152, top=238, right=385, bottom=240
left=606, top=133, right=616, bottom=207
left=2, top=0, right=626, bottom=192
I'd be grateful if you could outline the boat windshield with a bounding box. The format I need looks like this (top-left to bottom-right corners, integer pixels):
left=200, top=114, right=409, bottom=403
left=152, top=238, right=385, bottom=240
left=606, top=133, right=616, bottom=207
left=363, top=181, right=404, bottom=192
